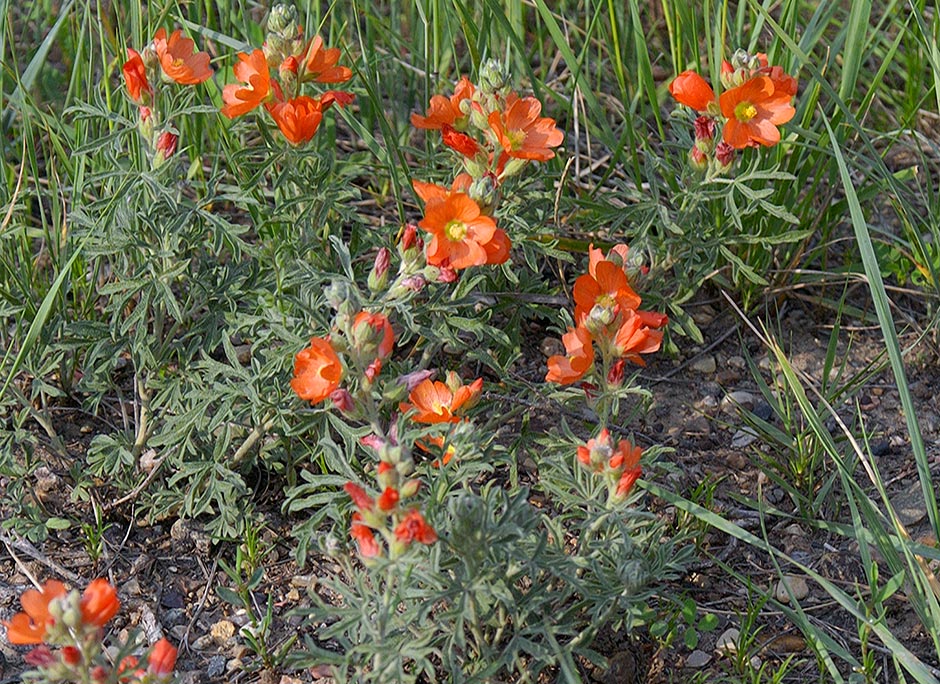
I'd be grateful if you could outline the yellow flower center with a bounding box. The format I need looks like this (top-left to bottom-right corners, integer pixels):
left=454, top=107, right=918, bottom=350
left=444, top=219, right=467, bottom=241
left=506, top=129, right=526, bottom=150
left=734, top=101, right=758, bottom=122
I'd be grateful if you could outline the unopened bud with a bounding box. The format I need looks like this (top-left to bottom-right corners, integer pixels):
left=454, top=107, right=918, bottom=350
left=714, top=141, right=735, bottom=172
left=693, top=115, right=715, bottom=142
left=468, top=175, right=500, bottom=213
left=436, top=264, right=458, bottom=283
left=368, top=247, right=391, bottom=292
left=584, top=303, right=616, bottom=334
left=498, top=157, right=528, bottom=180
left=479, top=58, right=510, bottom=95
left=397, top=369, right=434, bottom=392
left=401, top=274, right=426, bottom=292
left=399, top=479, right=420, bottom=498
left=689, top=144, right=708, bottom=171
left=154, top=131, right=178, bottom=168
left=330, top=388, right=354, bottom=413
left=266, top=4, right=299, bottom=37
left=138, top=106, right=154, bottom=143
left=607, top=359, right=626, bottom=387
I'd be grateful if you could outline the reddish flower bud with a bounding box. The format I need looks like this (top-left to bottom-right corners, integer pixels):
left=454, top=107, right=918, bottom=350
left=693, top=115, right=716, bottom=141
left=607, top=359, right=626, bottom=387
left=715, top=140, right=735, bottom=169
left=360, top=434, right=386, bottom=453
left=398, top=223, right=418, bottom=252
left=24, top=645, right=56, bottom=668
left=377, top=487, right=400, bottom=511
left=368, top=247, right=391, bottom=292
left=397, top=369, right=434, bottom=392
left=148, top=638, right=178, bottom=677
left=62, top=646, right=82, bottom=666
left=401, top=274, right=427, bottom=292
left=330, top=388, right=354, bottom=413
left=365, top=358, right=383, bottom=382
left=437, top=264, right=458, bottom=283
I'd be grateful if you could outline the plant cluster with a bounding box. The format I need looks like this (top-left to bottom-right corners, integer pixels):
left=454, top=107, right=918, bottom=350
left=4, top=579, right=176, bottom=684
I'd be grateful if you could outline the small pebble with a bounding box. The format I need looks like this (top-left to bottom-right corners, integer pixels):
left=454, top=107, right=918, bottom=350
left=715, top=628, right=739, bottom=655
left=731, top=428, right=759, bottom=448
left=721, top=390, right=757, bottom=412
left=691, top=355, right=717, bottom=374
left=685, top=649, right=711, bottom=667
left=775, top=575, right=809, bottom=603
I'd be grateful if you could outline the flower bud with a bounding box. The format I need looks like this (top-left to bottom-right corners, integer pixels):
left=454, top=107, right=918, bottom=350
left=584, top=302, right=616, bottom=335
left=479, top=58, right=510, bottom=95
left=154, top=131, right=178, bottom=168
left=468, top=175, right=500, bottom=214
left=399, top=478, right=420, bottom=498
left=498, top=157, right=528, bottom=180
left=689, top=144, right=708, bottom=171
left=397, top=369, right=434, bottom=392
left=266, top=3, right=299, bottom=38
left=401, top=274, right=427, bottom=292
left=330, top=388, right=354, bottom=413
left=436, top=264, right=458, bottom=283
left=607, top=359, right=625, bottom=387
left=714, top=141, right=735, bottom=173
left=324, top=280, right=355, bottom=310
left=138, top=106, right=154, bottom=144
left=368, top=247, right=391, bottom=292
left=693, top=115, right=715, bottom=142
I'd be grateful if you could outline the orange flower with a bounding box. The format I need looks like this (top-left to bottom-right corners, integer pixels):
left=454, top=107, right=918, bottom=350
left=488, top=96, right=564, bottom=161
left=394, top=510, right=437, bottom=545
left=668, top=70, right=716, bottom=112
left=80, top=578, right=120, bottom=627
left=221, top=50, right=271, bottom=118
left=291, top=337, right=343, bottom=403
left=612, top=309, right=664, bottom=366
left=122, top=48, right=151, bottom=104
left=417, top=188, right=498, bottom=269
left=3, top=580, right=67, bottom=644
left=400, top=377, right=483, bottom=423
left=302, top=35, right=353, bottom=83
left=572, top=260, right=642, bottom=325
left=546, top=325, right=594, bottom=385
left=612, top=443, right=643, bottom=499
left=719, top=75, right=795, bottom=149
left=350, top=513, right=380, bottom=558
left=411, top=76, right=475, bottom=130
left=587, top=243, right=631, bottom=275
left=266, top=95, right=324, bottom=145
left=147, top=638, right=177, bottom=677
left=152, top=28, right=213, bottom=85
left=482, top=228, right=511, bottom=265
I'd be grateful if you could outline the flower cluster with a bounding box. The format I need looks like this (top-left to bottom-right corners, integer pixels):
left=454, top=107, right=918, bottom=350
left=289, top=249, right=458, bottom=560
left=410, top=60, right=564, bottom=271
left=220, top=4, right=354, bottom=145
left=3, top=578, right=177, bottom=683
left=578, top=428, right=643, bottom=504
left=122, top=28, right=213, bottom=167
left=669, top=49, right=797, bottom=172
left=546, top=243, right=667, bottom=386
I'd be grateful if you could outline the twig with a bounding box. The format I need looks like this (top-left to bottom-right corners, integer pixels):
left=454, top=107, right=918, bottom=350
left=0, top=530, right=82, bottom=584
